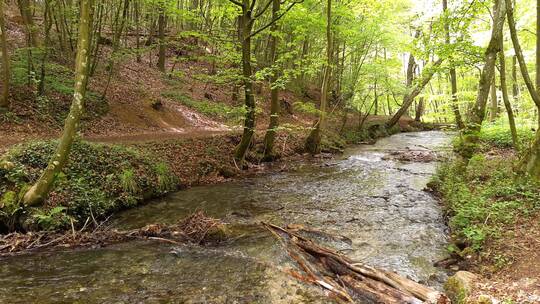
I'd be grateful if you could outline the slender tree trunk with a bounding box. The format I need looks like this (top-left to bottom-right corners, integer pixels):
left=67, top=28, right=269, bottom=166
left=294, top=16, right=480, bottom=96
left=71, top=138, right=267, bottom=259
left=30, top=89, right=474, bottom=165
left=305, top=0, right=332, bottom=154
left=489, top=74, right=498, bottom=121
left=386, top=59, right=443, bottom=128
left=415, top=97, right=425, bottom=122
left=158, top=5, right=166, bottom=72
left=512, top=55, right=519, bottom=101
left=460, top=0, right=505, bottom=159
left=135, top=0, right=141, bottom=63
left=506, top=0, right=540, bottom=177
left=443, top=0, right=465, bottom=129
left=263, top=0, right=281, bottom=160
left=23, top=0, right=94, bottom=206
left=498, top=40, right=518, bottom=148
left=537, top=0, right=540, bottom=125
left=0, top=0, right=10, bottom=109
left=234, top=8, right=256, bottom=163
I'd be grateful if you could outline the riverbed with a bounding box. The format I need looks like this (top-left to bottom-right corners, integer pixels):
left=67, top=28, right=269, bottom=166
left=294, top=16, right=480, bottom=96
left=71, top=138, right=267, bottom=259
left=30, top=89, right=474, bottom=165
left=0, top=131, right=452, bottom=303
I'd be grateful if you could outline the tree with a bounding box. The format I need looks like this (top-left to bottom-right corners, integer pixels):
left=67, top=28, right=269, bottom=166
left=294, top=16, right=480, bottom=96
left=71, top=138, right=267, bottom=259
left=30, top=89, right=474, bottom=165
left=0, top=0, right=9, bottom=109
left=498, top=38, right=518, bottom=148
left=23, top=0, right=95, bottom=206
left=158, top=3, right=166, bottom=72
left=228, top=0, right=301, bottom=163
left=459, top=0, right=505, bottom=159
left=443, top=0, right=464, bottom=129
left=386, top=59, right=443, bottom=128
left=505, top=0, right=540, bottom=178
left=305, top=0, right=332, bottom=154
left=262, top=0, right=281, bottom=160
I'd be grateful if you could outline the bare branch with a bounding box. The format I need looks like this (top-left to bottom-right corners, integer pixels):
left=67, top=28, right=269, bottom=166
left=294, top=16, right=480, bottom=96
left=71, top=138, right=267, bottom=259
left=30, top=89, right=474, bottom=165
left=248, top=0, right=303, bottom=39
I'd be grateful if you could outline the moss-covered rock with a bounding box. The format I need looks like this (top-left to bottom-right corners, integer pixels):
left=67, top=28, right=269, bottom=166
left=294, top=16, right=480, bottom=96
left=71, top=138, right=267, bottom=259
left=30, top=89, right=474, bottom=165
left=444, top=271, right=478, bottom=304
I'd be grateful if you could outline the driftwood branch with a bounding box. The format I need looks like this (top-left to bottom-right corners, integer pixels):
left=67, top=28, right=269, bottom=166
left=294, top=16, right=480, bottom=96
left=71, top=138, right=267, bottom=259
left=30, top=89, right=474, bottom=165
left=263, top=222, right=449, bottom=304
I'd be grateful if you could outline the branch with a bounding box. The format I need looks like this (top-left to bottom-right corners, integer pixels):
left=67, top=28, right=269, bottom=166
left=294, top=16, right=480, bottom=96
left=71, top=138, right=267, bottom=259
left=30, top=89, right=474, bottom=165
left=228, top=0, right=243, bottom=7
left=248, top=0, right=303, bottom=39
left=254, top=0, right=273, bottom=18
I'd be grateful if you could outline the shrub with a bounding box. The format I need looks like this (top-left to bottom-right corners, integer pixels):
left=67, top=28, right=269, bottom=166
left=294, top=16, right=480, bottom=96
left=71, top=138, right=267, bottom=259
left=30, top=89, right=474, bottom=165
left=0, top=140, right=177, bottom=232
left=433, top=152, right=540, bottom=251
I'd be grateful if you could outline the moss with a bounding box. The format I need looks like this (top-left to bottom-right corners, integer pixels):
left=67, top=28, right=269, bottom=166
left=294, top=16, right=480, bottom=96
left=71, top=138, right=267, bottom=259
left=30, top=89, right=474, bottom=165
left=0, top=140, right=177, bottom=232
left=444, top=271, right=478, bottom=304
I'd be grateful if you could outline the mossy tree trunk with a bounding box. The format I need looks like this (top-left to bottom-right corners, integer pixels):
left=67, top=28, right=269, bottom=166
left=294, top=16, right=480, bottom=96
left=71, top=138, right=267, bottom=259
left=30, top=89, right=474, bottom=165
left=459, top=0, right=505, bottom=159
left=305, top=0, right=332, bottom=154
left=23, top=0, right=94, bottom=206
left=262, top=0, right=281, bottom=160
left=0, top=0, right=10, bottom=109
left=505, top=0, right=540, bottom=178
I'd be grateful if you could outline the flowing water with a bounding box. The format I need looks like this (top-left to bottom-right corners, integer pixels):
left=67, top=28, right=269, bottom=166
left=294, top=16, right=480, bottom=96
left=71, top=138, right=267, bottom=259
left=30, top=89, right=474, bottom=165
left=0, top=131, right=452, bottom=303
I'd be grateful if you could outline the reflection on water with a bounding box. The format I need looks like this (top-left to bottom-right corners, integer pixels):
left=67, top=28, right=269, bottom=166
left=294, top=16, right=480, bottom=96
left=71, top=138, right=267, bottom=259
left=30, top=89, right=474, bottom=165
left=0, top=131, right=452, bottom=303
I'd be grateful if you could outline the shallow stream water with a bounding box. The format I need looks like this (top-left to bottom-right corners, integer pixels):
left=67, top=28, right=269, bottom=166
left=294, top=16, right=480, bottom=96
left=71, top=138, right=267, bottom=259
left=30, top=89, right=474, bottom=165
left=0, top=131, right=452, bottom=303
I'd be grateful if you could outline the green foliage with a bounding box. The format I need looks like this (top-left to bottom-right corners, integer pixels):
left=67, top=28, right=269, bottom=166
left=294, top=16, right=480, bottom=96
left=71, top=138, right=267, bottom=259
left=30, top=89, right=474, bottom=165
left=0, top=141, right=177, bottom=232
left=162, top=90, right=245, bottom=124
left=478, top=123, right=535, bottom=149
left=32, top=206, right=71, bottom=231
left=432, top=151, right=540, bottom=252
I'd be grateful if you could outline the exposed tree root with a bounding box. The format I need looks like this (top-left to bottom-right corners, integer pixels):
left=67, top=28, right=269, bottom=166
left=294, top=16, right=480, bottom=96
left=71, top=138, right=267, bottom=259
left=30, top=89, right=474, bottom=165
left=263, top=222, right=450, bottom=304
left=0, top=211, right=224, bottom=256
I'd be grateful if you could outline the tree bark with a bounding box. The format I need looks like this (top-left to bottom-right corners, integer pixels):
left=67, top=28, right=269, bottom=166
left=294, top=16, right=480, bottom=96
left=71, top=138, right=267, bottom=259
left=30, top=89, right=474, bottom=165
left=234, top=6, right=256, bottom=163
left=0, top=0, right=10, bottom=109
left=158, top=4, right=166, bottom=72
left=305, top=0, right=332, bottom=154
left=498, top=40, right=518, bottom=148
left=460, top=0, right=505, bottom=159
left=489, top=74, right=498, bottom=121
left=444, top=0, right=465, bottom=129
left=263, top=0, right=281, bottom=160
left=23, top=0, right=94, bottom=206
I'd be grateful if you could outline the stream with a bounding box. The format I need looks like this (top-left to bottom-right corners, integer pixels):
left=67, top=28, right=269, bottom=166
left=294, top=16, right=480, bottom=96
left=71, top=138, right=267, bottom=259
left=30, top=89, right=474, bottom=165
left=0, top=131, right=452, bottom=303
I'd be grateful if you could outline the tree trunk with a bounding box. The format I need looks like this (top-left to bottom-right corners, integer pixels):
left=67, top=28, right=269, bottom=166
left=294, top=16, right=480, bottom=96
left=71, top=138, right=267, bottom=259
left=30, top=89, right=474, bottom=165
left=443, top=0, right=465, bottom=129
left=263, top=0, right=281, bottom=160
left=158, top=4, right=166, bottom=72
left=386, top=59, right=443, bottom=128
left=489, top=74, right=498, bottom=121
left=23, top=0, right=94, bottom=206
left=415, top=97, right=425, bottom=122
left=512, top=55, right=519, bottom=100
left=305, top=0, right=332, bottom=154
left=505, top=0, right=540, bottom=177
left=0, top=0, right=9, bottom=109
left=498, top=40, right=518, bottom=148
left=460, top=0, right=505, bottom=159
left=234, top=8, right=256, bottom=163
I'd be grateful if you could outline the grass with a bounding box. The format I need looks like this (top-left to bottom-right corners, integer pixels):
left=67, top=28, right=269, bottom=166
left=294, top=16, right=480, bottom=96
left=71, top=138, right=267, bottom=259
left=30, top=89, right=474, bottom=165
left=161, top=90, right=245, bottom=124
left=0, top=141, right=177, bottom=232
left=432, top=126, right=540, bottom=253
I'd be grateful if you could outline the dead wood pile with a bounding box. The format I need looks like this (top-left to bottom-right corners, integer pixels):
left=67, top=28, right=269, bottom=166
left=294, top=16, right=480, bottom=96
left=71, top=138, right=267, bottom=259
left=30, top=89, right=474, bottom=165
left=263, top=222, right=449, bottom=304
left=0, top=211, right=223, bottom=256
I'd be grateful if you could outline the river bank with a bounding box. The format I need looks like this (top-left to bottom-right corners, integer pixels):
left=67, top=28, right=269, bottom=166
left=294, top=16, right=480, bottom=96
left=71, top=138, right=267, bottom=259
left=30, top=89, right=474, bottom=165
left=0, top=117, right=425, bottom=233
left=431, top=128, right=540, bottom=303
left=0, top=131, right=453, bottom=303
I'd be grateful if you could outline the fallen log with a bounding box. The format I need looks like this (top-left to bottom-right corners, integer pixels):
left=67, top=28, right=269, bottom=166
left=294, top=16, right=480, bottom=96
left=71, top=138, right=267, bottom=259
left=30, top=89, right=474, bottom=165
left=263, top=222, right=449, bottom=304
